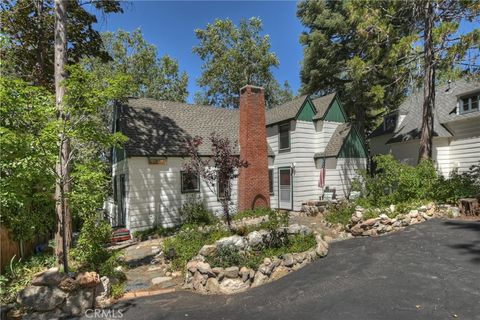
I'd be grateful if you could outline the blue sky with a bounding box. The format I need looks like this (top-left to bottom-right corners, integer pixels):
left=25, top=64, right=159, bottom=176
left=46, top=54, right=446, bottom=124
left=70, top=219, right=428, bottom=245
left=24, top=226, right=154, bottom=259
left=93, top=1, right=305, bottom=103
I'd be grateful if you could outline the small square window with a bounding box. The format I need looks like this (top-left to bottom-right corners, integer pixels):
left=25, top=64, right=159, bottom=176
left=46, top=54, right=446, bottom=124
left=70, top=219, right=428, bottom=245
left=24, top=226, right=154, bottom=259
left=268, top=169, right=274, bottom=194
left=279, top=123, right=290, bottom=150
left=459, top=93, right=480, bottom=114
left=181, top=171, right=200, bottom=193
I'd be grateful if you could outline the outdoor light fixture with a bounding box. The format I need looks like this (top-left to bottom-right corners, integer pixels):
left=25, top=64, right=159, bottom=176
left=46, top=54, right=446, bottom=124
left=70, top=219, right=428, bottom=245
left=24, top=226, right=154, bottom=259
left=148, top=156, right=167, bottom=165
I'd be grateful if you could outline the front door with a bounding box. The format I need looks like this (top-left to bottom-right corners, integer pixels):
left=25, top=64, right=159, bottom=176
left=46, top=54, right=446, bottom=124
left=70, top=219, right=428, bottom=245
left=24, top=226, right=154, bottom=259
left=278, top=168, right=292, bottom=210
left=118, top=174, right=126, bottom=226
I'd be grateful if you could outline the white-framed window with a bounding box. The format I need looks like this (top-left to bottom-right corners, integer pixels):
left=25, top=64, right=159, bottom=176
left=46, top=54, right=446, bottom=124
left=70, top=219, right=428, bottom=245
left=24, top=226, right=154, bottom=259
left=459, top=93, right=479, bottom=114
left=181, top=171, right=200, bottom=193
left=279, top=122, right=291, bottom=151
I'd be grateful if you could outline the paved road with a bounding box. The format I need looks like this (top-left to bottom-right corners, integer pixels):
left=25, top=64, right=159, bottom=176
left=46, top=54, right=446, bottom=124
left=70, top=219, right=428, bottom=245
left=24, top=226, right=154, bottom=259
left=112, top=219, right=480, bottom=320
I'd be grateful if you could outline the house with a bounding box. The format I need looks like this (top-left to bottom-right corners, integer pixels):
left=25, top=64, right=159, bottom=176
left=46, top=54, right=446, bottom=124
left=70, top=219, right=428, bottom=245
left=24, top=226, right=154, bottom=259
left=108, top=86, right=367, bottom=232
left=370, top=78, right=480, bottom=176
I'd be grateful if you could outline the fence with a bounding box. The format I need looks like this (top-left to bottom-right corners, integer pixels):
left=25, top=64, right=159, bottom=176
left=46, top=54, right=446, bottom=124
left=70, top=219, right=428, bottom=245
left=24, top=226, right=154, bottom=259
left=0, top=225, right=51, bottom=274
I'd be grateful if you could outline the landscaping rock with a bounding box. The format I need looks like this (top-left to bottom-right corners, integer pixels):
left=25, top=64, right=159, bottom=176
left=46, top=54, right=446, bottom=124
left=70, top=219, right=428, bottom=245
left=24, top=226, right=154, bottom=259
left=58, top=277, right=78, bottom=292
left=351, top=211, right=363, bottom=224
left=361, top=218, right=377, bottom=228
left=18, top=286, right=66, bottom=311
left=151, top=276, right=174, bottom=288
left=350, top=224, right=364, bottom=236
left=379, top=213, right=389, bottom=220
left=246, top=231, right=265, bottom=248
left=408, top=210, right=419, bottom=218
left=196, top=262, right=214, bottom=276
left=282, top=253, right=295, bottom=267
left=315, top=242, right=328, bottom=257
left=219, top=278, right=249, bottom=294
left=239, top=267, right=250, bottom=282
left=216, top=235, right=247, bottom=250
left=205, top=277, right=220, bottom=294
left=224, top=266, right=239, bottom=279
left=212, top=267, right=225, bottom=280
left=62, top=289, right=94, bottom=316
left=270, top=266, right=289, bottom=281
left=287, top=224, right=312, bottom=235
left=23, top=308, right=66, bottom=320
left=76, top=271, right=100, bottom=288
left=199, top=244, right=217, bottom=257
left=362, top=229, right=378, bottom=237
left=251, top=271, right=269, bottom=288
left=32, top=268, right=66, bottom=287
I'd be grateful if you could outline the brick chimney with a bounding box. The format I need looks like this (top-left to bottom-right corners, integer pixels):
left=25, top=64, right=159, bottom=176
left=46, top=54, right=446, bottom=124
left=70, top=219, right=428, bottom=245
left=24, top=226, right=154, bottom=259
left=237, top=85, right=270, bottom=211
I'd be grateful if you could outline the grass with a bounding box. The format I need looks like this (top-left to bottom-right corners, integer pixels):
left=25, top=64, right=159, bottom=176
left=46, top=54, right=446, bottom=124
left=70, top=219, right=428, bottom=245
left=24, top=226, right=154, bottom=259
left=325, top=202, right=355, bottom=226
left=0, top=253, right=56, bottom=304
left=132, top=225, right=179, bottom=241
left=205, top=234, right=317, bottom=270
left=233, top=207, right=275, bottom=221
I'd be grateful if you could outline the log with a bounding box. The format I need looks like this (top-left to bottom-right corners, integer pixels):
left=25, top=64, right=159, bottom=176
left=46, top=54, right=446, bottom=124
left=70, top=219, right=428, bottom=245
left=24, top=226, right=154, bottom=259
left=458, top=198, right=479, bottom=216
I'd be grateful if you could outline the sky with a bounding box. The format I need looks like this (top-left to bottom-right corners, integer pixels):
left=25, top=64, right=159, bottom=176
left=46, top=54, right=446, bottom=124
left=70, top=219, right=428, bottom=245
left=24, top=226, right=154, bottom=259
left=92, top=1, right=305, bottom=103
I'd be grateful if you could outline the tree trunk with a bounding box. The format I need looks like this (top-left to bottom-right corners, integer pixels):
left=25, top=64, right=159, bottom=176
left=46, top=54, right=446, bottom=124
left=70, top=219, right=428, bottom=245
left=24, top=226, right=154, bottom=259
left=34, top=0, right=47, bottom=88
left=54, top=0, right=71, bottom=272
left=418, top=0, right=435, bottom=162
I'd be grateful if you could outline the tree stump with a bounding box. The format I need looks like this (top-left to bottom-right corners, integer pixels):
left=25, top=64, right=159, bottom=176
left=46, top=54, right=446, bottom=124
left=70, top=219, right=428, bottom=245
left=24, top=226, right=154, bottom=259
left=458, top=198, right=479, bottom=216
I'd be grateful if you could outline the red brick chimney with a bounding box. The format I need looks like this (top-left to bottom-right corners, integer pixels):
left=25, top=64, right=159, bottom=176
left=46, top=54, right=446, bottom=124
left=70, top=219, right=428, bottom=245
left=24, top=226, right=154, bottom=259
left=238, top=85, right=270, bottom=211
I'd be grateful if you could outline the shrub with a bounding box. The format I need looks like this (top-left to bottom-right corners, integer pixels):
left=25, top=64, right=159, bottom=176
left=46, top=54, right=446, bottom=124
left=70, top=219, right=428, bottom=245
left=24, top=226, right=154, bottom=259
left=325, top=201, right=355, bottom=225
left=70, top=216, right=112, bottom=271
left=132, top=225, right=178, bottom=241
left=111, top=282, right=125, bottom=299
left=180, top=196, right=218, bottom=225
left=163, top=225, right=230, bottom=270
left=233, top=207, right=275, bottom=221
left=0, top=254, right=56, bottom=304
left=433, top=165, right=480, bottom=204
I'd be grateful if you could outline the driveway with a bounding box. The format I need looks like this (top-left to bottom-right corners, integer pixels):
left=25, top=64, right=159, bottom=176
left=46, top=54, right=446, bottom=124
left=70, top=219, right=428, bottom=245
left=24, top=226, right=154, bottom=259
left=110, top=219, right=480, bottom=320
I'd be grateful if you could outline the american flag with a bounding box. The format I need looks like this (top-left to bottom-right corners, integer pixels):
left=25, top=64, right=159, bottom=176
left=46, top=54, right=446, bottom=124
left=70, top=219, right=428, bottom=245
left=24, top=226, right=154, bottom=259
left=319, top=166, right=326, bottom=188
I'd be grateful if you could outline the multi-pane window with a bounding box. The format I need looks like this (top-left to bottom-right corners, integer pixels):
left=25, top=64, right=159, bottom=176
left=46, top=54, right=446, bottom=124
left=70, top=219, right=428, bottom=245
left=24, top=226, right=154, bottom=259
left=460, top=93, right=479, bottom=114
left=279, top=123, right=291, bottom=150
left=181, top=171, right=200, bottom=193
left=268, top=169, right=274, bottom=194
left=217, top=179, right=228, bottom=199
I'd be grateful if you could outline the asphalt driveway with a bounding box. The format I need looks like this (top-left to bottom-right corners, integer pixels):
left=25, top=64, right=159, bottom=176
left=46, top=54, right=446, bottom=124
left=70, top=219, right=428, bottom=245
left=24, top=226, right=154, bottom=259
left=111, top=219, right=480, bottom=320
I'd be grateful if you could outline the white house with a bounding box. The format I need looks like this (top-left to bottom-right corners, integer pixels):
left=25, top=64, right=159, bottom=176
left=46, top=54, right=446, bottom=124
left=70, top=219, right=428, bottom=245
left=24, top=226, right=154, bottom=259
left=109, top=86, right=367, bottom=232
left=370, top=78, right=480, bottom=176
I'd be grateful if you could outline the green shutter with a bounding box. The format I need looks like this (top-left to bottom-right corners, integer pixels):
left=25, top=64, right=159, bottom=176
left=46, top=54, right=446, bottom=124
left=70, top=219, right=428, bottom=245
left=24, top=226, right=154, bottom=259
left=324, top=98, right=348, bottom=123
left=296, top=100, right=316, bottom=121
left=338, top=128, right=367, bottom=158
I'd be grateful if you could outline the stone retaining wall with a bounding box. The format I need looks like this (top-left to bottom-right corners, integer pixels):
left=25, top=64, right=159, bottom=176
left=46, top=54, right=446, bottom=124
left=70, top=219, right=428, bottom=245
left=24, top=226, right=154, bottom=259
left=183, top=225, right=329, bottom=294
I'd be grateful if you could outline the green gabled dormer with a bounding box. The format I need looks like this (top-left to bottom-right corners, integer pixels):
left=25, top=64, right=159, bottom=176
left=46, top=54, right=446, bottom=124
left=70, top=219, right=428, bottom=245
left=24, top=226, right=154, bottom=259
left=311, top=93, right=348, bottom=123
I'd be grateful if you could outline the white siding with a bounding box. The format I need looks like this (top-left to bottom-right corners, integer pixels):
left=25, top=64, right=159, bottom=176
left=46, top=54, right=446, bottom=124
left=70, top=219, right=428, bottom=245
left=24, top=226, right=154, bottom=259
left=323, top=158, right=368, bottom=198
left=126, top=157, right=237, bottom=232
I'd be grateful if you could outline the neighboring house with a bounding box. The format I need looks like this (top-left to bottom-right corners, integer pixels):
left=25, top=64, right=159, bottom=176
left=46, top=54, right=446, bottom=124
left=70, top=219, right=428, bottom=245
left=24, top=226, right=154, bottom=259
left=370, top=78, right=480, bottom=177
left=108, top=86, right=367, bottom=232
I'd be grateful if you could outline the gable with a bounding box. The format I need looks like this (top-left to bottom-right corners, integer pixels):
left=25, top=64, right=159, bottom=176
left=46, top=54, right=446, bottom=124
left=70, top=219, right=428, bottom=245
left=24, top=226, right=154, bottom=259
left=295, top=99, right=316, bottom=121
left=324, top=97, right=348, bottom=123
left=338, top=127, right=367, bottom=158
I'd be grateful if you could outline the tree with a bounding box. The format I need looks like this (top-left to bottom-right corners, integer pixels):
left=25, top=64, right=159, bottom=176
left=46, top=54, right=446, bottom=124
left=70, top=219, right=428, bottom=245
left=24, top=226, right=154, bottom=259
left=193, top=17, right=294, bottom=108
left=184, top=133, right=248, bottom=229
left=0, top=0, right=123, bottom=90
left=84, top=29, right=189, bottom=102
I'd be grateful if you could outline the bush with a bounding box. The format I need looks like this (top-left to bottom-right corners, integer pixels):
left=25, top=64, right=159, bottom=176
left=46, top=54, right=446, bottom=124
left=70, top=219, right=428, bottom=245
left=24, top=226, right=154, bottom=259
left=233, top=207, right=275, bottom=221
left=433, top=165, right=480, bottom=204
left=132, top=225, right=178, bottom=241
left=0, top=253, right=56, bottom=304
left=180, top=196, right=218, bottom=225
left=325, top=201, right=356, bottom=225
left=163, top=225, right=230, bottom=270
left=70, top=216, right=112, bottom=271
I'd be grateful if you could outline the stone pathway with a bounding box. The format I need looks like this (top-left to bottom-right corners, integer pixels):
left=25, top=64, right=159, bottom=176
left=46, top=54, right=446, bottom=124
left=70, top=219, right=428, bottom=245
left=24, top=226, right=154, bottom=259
left=288, top=212, right=351, bottom=242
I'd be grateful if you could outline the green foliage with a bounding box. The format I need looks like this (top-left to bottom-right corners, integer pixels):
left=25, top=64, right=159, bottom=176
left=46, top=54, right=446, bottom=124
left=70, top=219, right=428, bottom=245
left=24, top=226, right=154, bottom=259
left=84, top=29, right=188, bottom=102
left=111, top=282, right=125, bottom=299
left=261, top=210, right=289, bottom=231
left=434, top=164, right=480, bottom=204
left=0, top=77, right=57, bottom=241
left=98, top=251, right=126, bottom=281
left=163, top=225, right=230, bottom=270
left=0, top=254, right=56, bottom=304
left=233, top=207, right=275, bottom=221
left=193, top=17, right=294, bottom=108
left=205, top=234, right=316, bottom=270
left=180, top=196, right=218, bottom=225
left=70, top=217, right=112, bottom=271
left=325, top=201, right=355, bottom=225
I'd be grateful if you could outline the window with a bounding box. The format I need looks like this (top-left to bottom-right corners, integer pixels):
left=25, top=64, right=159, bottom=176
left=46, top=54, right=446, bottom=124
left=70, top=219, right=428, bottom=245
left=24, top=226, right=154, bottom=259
left=383, top=114, right=396, bottom=131
left=460, top=93, right=479, bottom=114
left=268, top=169, right=274, bottom=194
left=217, top=179, right=229, bottom=199
left=279, top=123, right=290, bottom=150
left=181, top=171, right=200, bottom=193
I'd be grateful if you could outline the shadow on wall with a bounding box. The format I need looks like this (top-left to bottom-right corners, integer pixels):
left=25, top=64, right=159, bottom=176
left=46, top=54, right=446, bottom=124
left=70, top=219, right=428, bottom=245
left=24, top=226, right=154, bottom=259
left=339, top=157, right=364, bottom=199
left=444, top=220, right=480, bottom=264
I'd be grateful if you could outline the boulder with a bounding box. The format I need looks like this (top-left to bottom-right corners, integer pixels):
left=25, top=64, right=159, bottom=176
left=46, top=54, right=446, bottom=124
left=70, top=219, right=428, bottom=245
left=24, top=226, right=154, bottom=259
left=17, top=286, right=66, bottom=311
left=218, top=278, right=249, bottom=294
left=351, top=211, right=363, bottom=224
left=76, top=272, right=100, bottom=288
left=408, top=210, right=419, bottom=219
left=216, top=235, right=247, bottom=250
left=315, top=243, right=328, bottom=257
left=361, top=218, right=377, bottom=228
left=187, top=260, right=201, bottom=273
left=270, top=266, right=290, bottom=281
left=239, top=267, right=251, bottom=282
left=287, top=224, right=312, bottom=235
left=23, top=308, right=66, bottom=320
left=282, top=253, right=295, bottom=267
left=379, top=213, right=389, bottom=220
left=362, top=229, right=378, bottom=237
left=94, top=276, right=110, bottom=308
left=196, top=262, right=214, bottom=276
left=192, top=272, right=207, bottom=291
left=151, top=276, right=174, bottom=288
left=224, top=266, right=239, bottom=279
left=350, top=224, right=363, bottom=236
left=62, top=289, right=94, bottom=316
left=418, top=205, right=427, bottom=212
left=205, top=277, right=220, bottom=294
left=251, top=271, right=269, bottom=288
left=58, top=277, right=78, bottom=292
left=246, top=231, right=265, bottom=248
left=212, top=267, right=225, bottom=280
left=31, top=267, right=66, bottom=287
left=199, top=244, right=217, bottom=257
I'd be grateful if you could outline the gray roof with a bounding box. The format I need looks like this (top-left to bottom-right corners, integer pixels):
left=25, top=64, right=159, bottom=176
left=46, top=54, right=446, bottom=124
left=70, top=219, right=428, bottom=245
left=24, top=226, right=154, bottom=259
left=265, top=92, right=337, bottom=125
left=119, top=98, right=275, bottom=157
left=314, top=123, right=352, bottom=158
left=369, top=78, right=480, bottom=143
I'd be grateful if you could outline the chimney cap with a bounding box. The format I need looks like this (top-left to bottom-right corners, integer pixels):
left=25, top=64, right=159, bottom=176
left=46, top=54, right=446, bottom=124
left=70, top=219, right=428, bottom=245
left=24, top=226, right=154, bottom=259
left=240, top=84, right=264, bottom=94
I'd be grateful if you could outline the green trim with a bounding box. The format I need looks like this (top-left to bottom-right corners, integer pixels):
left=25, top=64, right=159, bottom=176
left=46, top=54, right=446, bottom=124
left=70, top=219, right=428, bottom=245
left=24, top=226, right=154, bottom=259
left=338, top=126, right=368, bottom=158
left=295, top=98, right=317, bottom=121
left=323, top=96, right=348, bottom=123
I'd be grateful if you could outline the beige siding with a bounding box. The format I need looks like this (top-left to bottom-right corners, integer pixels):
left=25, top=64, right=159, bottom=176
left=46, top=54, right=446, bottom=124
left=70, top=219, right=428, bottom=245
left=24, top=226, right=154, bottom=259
left=126, top=157, right=237, bottom=232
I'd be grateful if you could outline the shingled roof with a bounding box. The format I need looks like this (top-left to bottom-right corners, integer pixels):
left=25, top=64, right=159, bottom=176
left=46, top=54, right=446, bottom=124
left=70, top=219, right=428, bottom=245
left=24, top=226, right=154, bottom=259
left=384, top=78, right=479, bottom=144
left=311, top=93, right=337, bottom=120
left=119, top=98, right=275, bottom=157
left=314, top=123, right=352, bottom=158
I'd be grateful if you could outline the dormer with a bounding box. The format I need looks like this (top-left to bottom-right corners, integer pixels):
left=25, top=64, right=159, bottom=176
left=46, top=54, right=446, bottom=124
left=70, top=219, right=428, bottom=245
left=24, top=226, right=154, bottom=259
left=458, top=91, right=479, bottom=115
